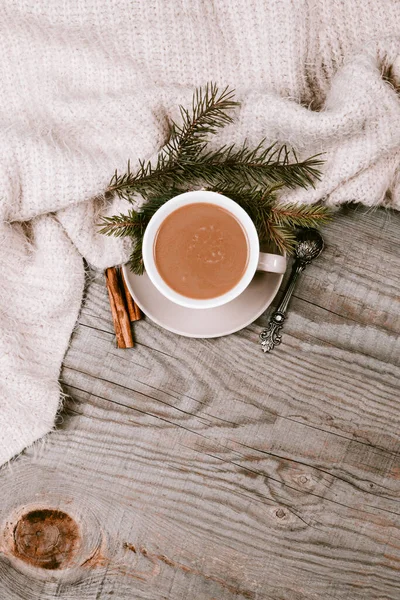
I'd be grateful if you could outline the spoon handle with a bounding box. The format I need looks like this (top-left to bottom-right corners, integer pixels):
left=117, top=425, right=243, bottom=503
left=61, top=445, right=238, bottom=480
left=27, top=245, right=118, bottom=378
left=260, top=260, right=306, bottom=352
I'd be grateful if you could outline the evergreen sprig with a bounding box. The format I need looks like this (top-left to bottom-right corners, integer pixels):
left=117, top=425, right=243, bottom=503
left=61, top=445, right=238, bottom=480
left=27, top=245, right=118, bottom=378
left=107, top=84, right=239, bottom=200
left=166, top=83, right=238, bottom=160
left=100, top=82, right=330, bottom=273
left=197, top=142, right=323, bottom=189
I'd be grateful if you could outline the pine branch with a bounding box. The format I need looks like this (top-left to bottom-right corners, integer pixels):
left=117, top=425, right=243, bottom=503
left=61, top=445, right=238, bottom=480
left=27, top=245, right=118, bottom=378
left=271, top=202, right=331, bottom=229
left=198, top=143, right=323, bottom=189
left=107, top=158, right=183, bottom=200
left=107, top=83, right=238, bottom=201
left=98, top=209, right=145, bottom=238
left=106, top=85, right=322, bottom=203
left=166, top=83, right=238, bottom=161
left=101, top=82, right=330, bottom=271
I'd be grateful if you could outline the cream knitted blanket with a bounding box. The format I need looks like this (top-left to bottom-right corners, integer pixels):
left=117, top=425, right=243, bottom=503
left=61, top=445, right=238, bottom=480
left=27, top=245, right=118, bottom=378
left=1, top=0, right=399, bottom=465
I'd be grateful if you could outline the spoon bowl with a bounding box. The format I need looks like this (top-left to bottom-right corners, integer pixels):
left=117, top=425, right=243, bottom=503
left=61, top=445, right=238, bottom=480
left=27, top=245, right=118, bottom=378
left=295, top=228, right=324, bottom=263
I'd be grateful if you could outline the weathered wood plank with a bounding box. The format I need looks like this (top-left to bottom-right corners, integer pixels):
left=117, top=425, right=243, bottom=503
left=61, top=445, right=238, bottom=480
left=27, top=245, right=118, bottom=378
left=0, top=206, right=399, bottom=600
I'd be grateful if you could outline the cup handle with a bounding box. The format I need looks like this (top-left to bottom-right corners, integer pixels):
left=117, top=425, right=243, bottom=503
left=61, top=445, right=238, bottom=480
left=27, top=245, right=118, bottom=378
left=257, top=252, right=286, bottom=274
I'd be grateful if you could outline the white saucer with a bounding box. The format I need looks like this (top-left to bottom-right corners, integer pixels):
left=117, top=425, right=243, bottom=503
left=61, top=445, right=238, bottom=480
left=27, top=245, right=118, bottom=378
left=122, top=265, right=283, bottom=339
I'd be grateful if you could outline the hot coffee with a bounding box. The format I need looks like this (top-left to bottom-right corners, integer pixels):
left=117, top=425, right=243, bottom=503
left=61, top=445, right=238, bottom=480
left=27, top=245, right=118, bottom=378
left=153, top=202, right=249, bottom=299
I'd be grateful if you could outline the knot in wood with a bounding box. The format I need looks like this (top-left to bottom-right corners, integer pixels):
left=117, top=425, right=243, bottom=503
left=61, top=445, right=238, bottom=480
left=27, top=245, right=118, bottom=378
left=298, top=474, right=309, bottom=485
left=13, top=509, right=80, bottom=570
left=275, top=508, right=286, bottom=519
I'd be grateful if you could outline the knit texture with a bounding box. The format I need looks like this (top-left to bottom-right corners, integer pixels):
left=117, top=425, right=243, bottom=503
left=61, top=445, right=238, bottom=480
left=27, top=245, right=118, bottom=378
left=0, top=0, right=399, bottom=465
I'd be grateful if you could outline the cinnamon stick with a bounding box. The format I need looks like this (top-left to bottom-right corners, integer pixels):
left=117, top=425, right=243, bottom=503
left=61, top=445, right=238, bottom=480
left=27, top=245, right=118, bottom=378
left=120, top=269, right=142, bottom=322
left=105, top=267, right=134, bottom=348
left=132, top=302, right=142, bottom=322
left=105, top=278, right=126, bottom=348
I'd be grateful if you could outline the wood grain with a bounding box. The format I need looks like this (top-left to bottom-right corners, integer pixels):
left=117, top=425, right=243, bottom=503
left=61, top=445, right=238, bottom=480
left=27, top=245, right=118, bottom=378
left=0, top=206, right=399, bottom=600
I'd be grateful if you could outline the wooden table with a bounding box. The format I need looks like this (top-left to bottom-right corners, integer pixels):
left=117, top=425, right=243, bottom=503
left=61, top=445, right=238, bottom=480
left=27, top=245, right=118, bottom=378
left=1, top=206, right=399, bottom=600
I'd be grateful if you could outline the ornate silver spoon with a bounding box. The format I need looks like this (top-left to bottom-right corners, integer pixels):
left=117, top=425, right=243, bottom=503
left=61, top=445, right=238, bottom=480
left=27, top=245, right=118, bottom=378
left=260, top=228, right=324, bottom=352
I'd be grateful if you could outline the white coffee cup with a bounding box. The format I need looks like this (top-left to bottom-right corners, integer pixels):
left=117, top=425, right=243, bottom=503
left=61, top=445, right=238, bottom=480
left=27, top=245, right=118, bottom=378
left=142, top=190, right=287, bottom=309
